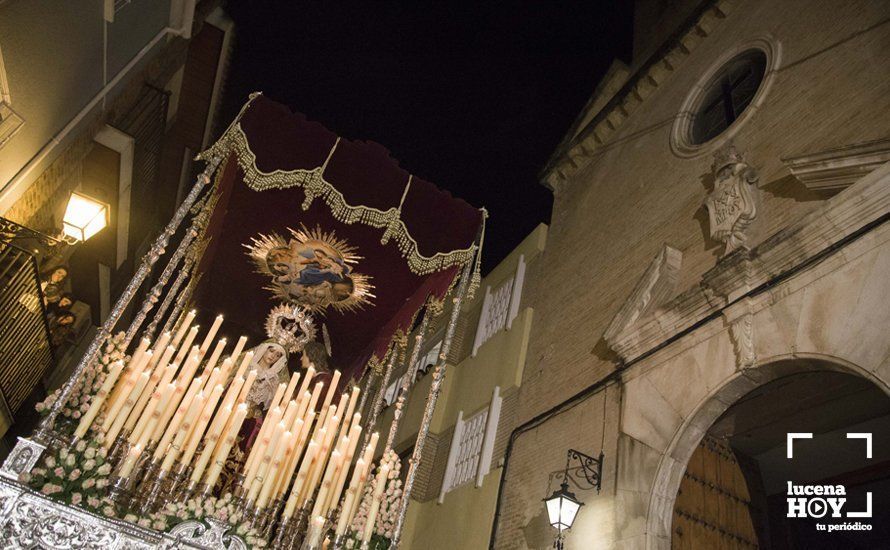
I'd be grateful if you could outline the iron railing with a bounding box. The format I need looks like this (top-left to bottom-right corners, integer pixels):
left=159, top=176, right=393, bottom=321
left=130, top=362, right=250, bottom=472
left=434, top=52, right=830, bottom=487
left=0, top=218, right=58, bottom=414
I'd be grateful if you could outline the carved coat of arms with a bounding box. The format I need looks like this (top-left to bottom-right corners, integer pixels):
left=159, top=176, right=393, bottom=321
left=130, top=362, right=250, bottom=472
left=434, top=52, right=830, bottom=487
left=705, top=144, right=760, bottom=255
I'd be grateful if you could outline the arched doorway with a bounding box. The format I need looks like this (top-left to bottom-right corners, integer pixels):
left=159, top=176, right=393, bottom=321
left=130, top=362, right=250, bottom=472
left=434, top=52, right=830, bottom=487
left=669, top=365, right=890, bottom=549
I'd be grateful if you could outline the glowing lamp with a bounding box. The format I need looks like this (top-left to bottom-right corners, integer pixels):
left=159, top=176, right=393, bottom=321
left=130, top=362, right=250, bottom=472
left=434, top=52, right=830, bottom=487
left=62, top=192, right=108, bottom=242
left=543, top=449, right=603, bottom=548
left=544, top=481, right=583, bottom=533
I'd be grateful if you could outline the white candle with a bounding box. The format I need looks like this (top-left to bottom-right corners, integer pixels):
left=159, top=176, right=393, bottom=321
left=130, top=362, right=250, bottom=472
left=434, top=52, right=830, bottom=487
left=257, top=430, right=292, bottom=509
left=362, top=463, right=391, bottom=542
left=201, top=338, right=228, bottom=378
left=230, top=336, right=248, bottom=366
left=105, top=370, right=151, bottom=444
left=246, top=420, right=286, bottom=504
left=243, top=405, right=283, bottom=485
left=120, top=338, right=151, bottom=395
left=117, top=443, right=143, bottom=478
left=180, top=383, right=225, bottom=466
left=133, top=382, right=176, bottom=449
left=284, top=439, right=319, bottom=518
left=283, top=371, right=301, bottom=404
left=74, top=361, right=124, bottom=438
left=327, top=424, right=363, bottom=513
left=151, top=331, right=172, bottom=357
left=173, top=326, right=199, bottom=367
left=335, top=456, right=366, bottom=535
left=153, top=376, right=204, bottom=458
left=203, top=403, right=248, bottom=490
left=234, top=350, right=254, bottom=379
left=200, top=315, right=224, bottom=355
left=190, top=403, right=232, bottom=484
left=318, top=371, right=341, bottom=424
left=161, top=390, right=206, bottom=471
left=171, top=310, right=196, bottom=349
left=103, top=349, right=153, bottom=431
left=297, top=365, right=316, bottom=399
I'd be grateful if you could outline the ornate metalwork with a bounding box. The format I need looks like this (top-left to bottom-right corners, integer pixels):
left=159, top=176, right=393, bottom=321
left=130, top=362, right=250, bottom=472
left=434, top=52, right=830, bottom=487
left=168, top=518, right=248, bottom=550
left=144, top=244, right=194, bottom=340
left=0, top=216, right=65, bottom=251
left=29, top=154, right=222, bottom=447
left=363, top=351, right=397, bottom=450
left=0, top=438, right=46, bottom=480
left=0, top=477, right=246, bottom=549
left=161, top=274, right=199, bottom=338
left=124, top=190, right=216, bottom=347
left=384, top=311, right=430, bottom=453
left=391, top=258, right=474, bottom=548
left=551, top=449, right=604, bottom=493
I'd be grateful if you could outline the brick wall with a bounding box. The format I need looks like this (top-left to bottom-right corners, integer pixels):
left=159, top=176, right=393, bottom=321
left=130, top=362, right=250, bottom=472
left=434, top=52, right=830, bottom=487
left=495, top=1, right=890, bottom=547
left=3, top=38, right=188, bottom=233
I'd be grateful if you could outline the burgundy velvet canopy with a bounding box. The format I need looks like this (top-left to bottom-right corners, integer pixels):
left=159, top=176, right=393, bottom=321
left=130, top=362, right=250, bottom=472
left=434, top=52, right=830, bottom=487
left=193, top=94, right=483, bottom=382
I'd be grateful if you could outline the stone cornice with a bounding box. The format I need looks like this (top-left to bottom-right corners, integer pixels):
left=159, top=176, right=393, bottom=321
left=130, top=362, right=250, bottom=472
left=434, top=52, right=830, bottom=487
left=608, top=161, right=890, bottom=363
left=541, top=0, right=735, bottom=193
left=782, top=138, right=890, bottom=191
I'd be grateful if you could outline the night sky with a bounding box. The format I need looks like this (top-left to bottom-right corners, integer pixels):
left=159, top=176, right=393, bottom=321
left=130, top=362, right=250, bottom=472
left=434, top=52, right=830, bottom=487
left=219, top=2, right=633, bottom=271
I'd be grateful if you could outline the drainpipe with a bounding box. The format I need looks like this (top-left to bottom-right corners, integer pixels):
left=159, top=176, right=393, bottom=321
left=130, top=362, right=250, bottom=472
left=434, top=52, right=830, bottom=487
left=487, top=210, right=890, bottom=549
left=0, top=0, right=196, bottom=215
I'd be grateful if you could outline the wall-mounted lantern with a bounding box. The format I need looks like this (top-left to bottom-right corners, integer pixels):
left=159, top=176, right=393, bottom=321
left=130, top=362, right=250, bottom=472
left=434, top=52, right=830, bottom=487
left=61, top=191, right=109, bottom=243
left=543, top=449, right=603, bottom=549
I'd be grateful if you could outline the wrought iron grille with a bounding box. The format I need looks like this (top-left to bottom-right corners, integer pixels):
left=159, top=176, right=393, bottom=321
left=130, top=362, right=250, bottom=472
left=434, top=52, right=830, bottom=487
left=112, top=85, right=169, bottom=320
left=0, top=219, right=58, bottom=414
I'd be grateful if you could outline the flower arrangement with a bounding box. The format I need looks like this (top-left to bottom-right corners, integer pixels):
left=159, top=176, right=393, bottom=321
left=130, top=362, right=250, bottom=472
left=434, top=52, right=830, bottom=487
left=347, top=450, right=404, bottom=549
left=36, top=332, right=128, bottom=435
left=134, top=493, right=268, bottom=549
left=375, top=449, right=403, bottom=540
left=20, top=436, right=116, bottom=517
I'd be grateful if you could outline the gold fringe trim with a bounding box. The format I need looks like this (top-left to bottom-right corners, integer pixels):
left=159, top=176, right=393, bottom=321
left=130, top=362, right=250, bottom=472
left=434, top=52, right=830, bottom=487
left=198, top=93, right=484, bottom=278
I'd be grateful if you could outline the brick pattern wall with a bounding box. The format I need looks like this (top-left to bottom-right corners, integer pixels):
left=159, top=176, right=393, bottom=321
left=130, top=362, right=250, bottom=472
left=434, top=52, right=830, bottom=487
left=492, top=386, right=520, bottom=464
left=410, top=429, right=443, bottom=502
left=496, top=2, right=890, bottom=547
left=4, top=38, right=188, bottom=232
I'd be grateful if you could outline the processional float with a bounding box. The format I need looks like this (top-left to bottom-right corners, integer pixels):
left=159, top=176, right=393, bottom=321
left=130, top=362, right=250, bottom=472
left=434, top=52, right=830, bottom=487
left=0, top=93, right=485, bottom=549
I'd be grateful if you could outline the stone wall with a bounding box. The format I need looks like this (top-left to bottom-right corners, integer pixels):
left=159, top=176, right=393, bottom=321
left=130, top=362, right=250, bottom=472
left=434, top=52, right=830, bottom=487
left=494, top=1, right=890, bottom=548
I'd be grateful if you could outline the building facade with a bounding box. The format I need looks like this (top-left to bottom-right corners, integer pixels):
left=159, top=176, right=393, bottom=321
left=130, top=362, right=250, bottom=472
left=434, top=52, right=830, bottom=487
left=488, top=1, right=890, bottom=549
left=0, top=0, right=234, bottom=447
left=369, top=224, right=546, bottom=549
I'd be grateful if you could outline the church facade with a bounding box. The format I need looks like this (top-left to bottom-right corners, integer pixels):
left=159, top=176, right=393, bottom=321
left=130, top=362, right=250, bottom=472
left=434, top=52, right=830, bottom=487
left=489, top=0, right=890, bottom=548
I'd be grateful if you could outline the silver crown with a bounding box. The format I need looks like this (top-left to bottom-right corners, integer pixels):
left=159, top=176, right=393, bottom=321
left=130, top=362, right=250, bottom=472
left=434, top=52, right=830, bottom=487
left=265, top=303, right=316, bottom=354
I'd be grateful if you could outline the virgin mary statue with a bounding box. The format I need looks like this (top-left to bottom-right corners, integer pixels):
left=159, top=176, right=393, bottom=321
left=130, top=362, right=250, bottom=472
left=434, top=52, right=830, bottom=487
left=246, top=341, right=290, bottom=410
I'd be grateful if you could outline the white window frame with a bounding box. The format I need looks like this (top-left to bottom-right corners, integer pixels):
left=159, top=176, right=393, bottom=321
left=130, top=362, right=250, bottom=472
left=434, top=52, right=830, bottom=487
left=438, top=386, right=502, bottom=502
left=472, top=254, right=526, bottom=356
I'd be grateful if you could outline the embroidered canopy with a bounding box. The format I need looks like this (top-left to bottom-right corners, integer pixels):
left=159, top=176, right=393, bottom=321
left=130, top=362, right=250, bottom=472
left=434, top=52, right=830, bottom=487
left=193, top=93, right=484, bottom=381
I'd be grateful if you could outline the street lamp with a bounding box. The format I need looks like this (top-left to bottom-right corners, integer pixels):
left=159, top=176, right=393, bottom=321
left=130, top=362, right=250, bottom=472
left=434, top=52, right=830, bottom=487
left=61, top=191, right=109, bottom=243
left=543, top=449, right=603, bottom=549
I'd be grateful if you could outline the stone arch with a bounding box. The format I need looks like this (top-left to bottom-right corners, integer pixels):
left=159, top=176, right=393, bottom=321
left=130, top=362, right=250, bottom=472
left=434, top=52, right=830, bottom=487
left=643, top=353, right=890, bottom=549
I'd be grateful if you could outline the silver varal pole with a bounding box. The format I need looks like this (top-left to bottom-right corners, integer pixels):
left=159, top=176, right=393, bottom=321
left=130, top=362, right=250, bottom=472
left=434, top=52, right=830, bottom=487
left=356, top=369, right=376, bottom=424
left=143, top=252, right=194, bottom=341
left=162, top=272, right=200, bottom=337
left=123, top=196, right=211, bottom=347
left=384, top=311, right=431, bottom=452
left=391, top=258, right=474, bottom=548
left=363, top=350, right=397, bottom=448
left=32, top=155, right=223, bottom=444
